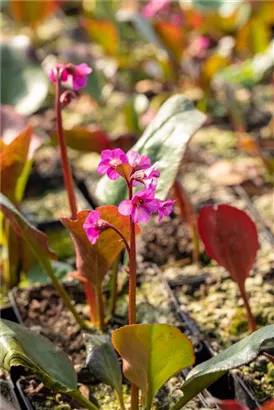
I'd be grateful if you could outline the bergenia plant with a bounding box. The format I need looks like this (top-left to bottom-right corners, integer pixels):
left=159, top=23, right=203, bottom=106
left=83, top=148, right=175, bottom=409
left=198, top=204, right=259, bottom=332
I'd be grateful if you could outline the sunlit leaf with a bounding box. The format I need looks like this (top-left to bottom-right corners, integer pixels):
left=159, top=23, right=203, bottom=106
left=84, top=334, right=123, bottom=401
left=171, top=325, right=274, bottom=409
left=61, top=206, right=139, bottom=286
left=0, top=319, right=77, bottom=392
left=0, top=125, right=32, bottom=201
left=197, top=204, right=259, bottom=286
left=82, top=17, right=119, bottom=56
left=112, top=323, right=195, bottom=409
left=9, top=0, right=58, bottom=27
left=200, top=54, right=228, bottom=90
left=154, top=22, right=184, bottom=61
left=51, top=126, right=111, bottom=153
left=96, top=95, right=206, bottom=205
left=1, top=38, right=49, bottom=115
left=0, top=193, right=56, bottom=263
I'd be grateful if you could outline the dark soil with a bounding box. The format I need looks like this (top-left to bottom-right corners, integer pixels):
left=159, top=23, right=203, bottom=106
left=139, top=213, right=193, bottom=266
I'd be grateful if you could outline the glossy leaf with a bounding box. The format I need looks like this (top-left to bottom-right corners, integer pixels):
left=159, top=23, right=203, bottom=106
left=171, top=325, right=274, bottom=409
left=0, top=126, right=32, bottom=201
left=82, top=17, right=119, bottom=56
left=154, top=22, right=184, bottom=61
left=51, top=126, right=111, bottom=153
left=197, top=204, right=259, bottom=285
left=0, top=319, right=77, bottom=392
left=9, top=0, right=58, bottom=26
left=96, top=94, right=206, bottom=205
left=112, top=324, right=195, bottom=409
left=61, top=206, right=138, bottom=286
left=1, top=39, right=49, bottom=115
left=84, top=334, right=123, bottom=398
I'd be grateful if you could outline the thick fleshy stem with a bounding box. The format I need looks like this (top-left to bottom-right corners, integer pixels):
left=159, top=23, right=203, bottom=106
left=55, top=68, right=78, bottom=220
left=127, top=183, right=139, bottom=410
left=238, top=282, right=256, bottom=333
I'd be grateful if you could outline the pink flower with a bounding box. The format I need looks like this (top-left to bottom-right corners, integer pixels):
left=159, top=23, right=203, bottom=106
left=127, top=151, right=151, bottom=171
left=83, top=210, right=110, bottom=244
left=97, top=149, right=129, bottom=180
left=49, top=64, right=68, bottom=83
left=69, top=63, right=92, bottom=91
left=142, top=0, right=171, bottom=19
left=118, top=189, right=159, bottom=223
left=49, top=63, right=92, bottom=91
left=132, top=162, right=160, bottom=188
left=157, top=199, right=176, bottom=222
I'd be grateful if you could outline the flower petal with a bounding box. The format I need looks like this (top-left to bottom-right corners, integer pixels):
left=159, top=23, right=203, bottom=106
left=118, top=200, right=133, bottom=216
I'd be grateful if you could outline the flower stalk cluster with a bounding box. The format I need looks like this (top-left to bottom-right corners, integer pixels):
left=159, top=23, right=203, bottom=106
left=83, top=148, right=175, bottom=410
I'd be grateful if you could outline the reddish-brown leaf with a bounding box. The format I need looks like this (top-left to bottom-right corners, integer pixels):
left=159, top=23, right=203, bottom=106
left=81, top=17, right=119, bottom=56
left=50, top=126, right=111, bottom=153
left=10, top=0, right=58, bottom=26
left=61, top=206, right=139, bottom=286
left=258, top=399, right=274, bottom=410
left=0, top=193, right=56, bottom=262
left=154, top=21, right=184, bottom=61
left=0, top=125, right=32, bottom=200
left=198, top=205, right=259, bottom=286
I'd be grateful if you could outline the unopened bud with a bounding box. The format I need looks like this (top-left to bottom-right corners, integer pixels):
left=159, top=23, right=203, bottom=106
left=60, top=90, right=78, bottom=108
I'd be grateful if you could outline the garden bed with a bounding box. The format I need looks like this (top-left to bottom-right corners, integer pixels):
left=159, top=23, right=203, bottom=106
left=10, top=262, right=216, bottom=410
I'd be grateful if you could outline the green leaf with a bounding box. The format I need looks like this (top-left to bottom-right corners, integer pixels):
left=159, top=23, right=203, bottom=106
left=0, top=193, right=86, bottom=329
left=84, top=334, right=123, bottom=399
left=96, top=94, right=206, bottom=205
left=171, top=325, right=274, bottom=410
left=1, top=39, right=49, bottom=115
left=0, top=319, right=77, bottom=392
left=27, top=261, right=72, bottom=285
left=112, top=324, right=195, bottom=410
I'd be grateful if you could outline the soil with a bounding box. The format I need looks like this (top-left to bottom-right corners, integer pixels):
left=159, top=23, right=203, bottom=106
left=13, top=262, right=213, bottom=410
left=138, top=212, right=193, bottom=266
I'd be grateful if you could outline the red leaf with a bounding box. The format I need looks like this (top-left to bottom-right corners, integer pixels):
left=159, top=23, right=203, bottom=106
left=198, top=204, right=259, bottom=286
left=219, top=400, right=249, bottom=410
left=258, top=399, right=274, bottom=410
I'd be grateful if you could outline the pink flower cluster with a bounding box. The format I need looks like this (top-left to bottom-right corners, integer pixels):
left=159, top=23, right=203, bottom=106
left=84, top=149, right=175, bottom=244
left=49, top=63, right=92, bottom=91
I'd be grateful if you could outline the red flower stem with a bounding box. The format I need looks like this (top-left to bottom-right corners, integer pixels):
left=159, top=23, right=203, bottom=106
left=127, top=183, right=139, bottom=410
left=55, top=70, right=78, bottom=220
left=238, top=282, right=256, bottom=332
left=55, top=70, right=99, bottom=329
left=84, top=281, right=97, bottom=324
left=95, top=283, right=105, bottom=332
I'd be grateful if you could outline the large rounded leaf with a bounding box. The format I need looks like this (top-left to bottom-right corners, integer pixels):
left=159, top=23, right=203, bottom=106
left=0, top=319, right=77, bottom=392
left=197, top=204, right=259, bottom=285
left=96, top=94, right=206, bottom=205
left=112, top=324, right=195, bottom=409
